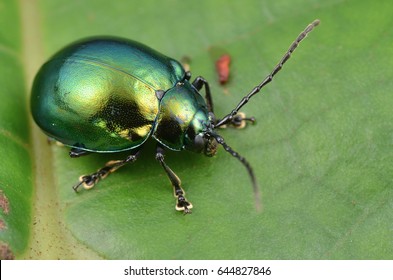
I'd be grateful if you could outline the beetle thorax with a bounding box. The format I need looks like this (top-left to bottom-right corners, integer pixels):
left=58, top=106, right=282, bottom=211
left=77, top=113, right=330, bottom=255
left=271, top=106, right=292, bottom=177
left=152, top=81, right=211, bottom=152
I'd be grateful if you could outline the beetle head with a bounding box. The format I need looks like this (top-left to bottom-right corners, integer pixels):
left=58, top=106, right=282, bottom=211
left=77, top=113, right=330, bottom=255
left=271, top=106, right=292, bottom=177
left=184, top=110, right=217, bottom=157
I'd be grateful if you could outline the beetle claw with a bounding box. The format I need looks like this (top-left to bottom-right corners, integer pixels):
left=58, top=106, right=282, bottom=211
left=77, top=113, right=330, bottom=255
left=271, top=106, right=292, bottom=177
left=183, top=207, right=192, bottom=215
left=72, top=180, right=84, bottom=192
left=176, top=195, right=193, bottom=214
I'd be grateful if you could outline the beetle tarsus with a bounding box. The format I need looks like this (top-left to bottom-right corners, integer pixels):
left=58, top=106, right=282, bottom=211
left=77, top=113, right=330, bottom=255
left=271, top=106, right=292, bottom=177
left=73, top=174, right=99, bottom=192
left=232, top=112, right=256, bottom=128
left=217, top=112, right=256, bottom=129
left=175, top=190, right=192, bottom=214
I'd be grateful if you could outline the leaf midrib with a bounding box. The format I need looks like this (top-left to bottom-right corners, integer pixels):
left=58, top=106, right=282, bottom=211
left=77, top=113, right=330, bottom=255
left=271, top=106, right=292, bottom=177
left=19, top=0, right=102, bottom=259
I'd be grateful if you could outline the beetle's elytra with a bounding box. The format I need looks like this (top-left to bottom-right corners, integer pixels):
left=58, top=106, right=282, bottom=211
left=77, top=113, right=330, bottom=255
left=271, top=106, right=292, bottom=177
left=31, top=20, right=319, bottom=214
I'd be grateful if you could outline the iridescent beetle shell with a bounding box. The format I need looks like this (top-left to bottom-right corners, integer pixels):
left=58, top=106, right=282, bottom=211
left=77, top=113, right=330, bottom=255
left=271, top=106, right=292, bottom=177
left=31, top=37, right=209, bottom=153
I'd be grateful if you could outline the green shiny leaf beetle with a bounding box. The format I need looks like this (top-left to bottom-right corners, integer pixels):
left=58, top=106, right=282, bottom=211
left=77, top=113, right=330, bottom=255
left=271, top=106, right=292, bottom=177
left=31, top=20, right=319, bottom=214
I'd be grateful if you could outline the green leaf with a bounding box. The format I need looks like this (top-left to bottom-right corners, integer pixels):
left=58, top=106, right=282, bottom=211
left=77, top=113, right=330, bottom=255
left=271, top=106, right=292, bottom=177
left=1, top=0, right=391, bottom=259
left=0, top=0, right=33, bottom=260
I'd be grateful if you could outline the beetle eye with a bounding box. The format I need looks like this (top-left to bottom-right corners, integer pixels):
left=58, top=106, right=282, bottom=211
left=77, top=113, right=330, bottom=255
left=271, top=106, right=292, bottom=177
left=193, top=134, right=205, bottom=152
left=184, top=71, right=192, bottom=81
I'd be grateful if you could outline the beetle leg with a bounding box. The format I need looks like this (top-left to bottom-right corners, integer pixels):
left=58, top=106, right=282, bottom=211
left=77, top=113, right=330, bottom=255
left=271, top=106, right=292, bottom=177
left=155, top=145, right=192, bottom=214
left=216, top=112, right=256, bottom=129
left=192, top=76, right=214, bottom=114
left=72, top=150, right=140, bottom=192
left=69, top=147, right=91, bottom=158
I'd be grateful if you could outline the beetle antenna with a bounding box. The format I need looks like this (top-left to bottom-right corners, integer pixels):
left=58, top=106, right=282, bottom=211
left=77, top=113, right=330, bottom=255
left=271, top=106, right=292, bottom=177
left=214, top=19, right=320, bottom=128
left=207, top=131, right=261, bottom=211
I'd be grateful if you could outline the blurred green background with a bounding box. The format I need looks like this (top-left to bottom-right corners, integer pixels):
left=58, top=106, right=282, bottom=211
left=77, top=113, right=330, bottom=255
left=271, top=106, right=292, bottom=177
left=0, top=0, right=392, bottom=259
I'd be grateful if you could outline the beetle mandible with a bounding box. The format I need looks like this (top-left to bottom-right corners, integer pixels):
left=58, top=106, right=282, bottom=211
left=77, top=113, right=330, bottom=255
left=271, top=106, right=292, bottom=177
left=31, top=20, right=320, bottom=214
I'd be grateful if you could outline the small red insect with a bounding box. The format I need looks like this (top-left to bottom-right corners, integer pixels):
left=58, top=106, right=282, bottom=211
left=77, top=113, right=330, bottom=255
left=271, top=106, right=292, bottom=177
left=215, top=54, right=231, bottom=85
